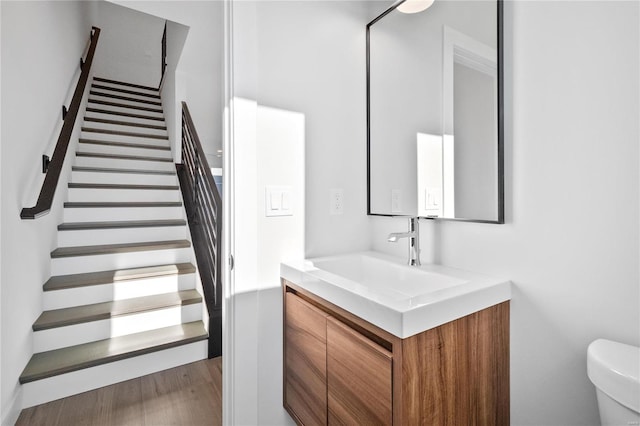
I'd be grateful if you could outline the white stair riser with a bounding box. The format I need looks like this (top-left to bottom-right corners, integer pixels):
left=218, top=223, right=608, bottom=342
left=63, top=205, right=184, bottom=222
left=91, top=80, right=160, bottom=97
left=87, top=100, right=164, bottom=119
left=33, top=303, right=202, bottom=352
left=58, top=225, right=187, bottom=247
left=22, top=340, right=208, bottom=408
left=84, top=111, right=166, bottom=128
left=51, top=247, right=192, bottom=275
left=71, top=170, right=177, bottom=186
left=77, top=142, right=172, bottom=159
left=67, top=187, right=180, bottom=203
left=82, top=120, right=168, bottom=137
left=89, top=94, right=162, bottom=111
left=80, top=131, right=170, bottom=147
left=74, top=156, right=175, bottom=171
left=43, top=273, right=196, bottom=310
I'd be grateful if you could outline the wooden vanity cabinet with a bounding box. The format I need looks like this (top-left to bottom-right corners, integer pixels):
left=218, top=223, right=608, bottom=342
left=283, top=280, right=510, bottom=426
left=284, top=292, right=329, bottom=426
left=326, top=317, right=392, bottom=425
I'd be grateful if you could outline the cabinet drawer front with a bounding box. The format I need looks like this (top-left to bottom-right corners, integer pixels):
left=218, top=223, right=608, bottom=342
left=285, top=292, right=329, bottom=426
left=327, top=317, right=392, bottom=426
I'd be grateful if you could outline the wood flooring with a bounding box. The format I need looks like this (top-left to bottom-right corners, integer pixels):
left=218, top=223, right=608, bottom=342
left=16, top=357, right=222, bottom=426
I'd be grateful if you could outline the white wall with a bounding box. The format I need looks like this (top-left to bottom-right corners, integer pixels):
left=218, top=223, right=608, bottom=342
left=374, top=1, right=639, bottom=424
left=255, top=105, right=305, bottom=425
left=230, top=97, right=305, bottom=425
left=229, top=2, right=371, bottom=424
left=453, top=62, right=497, bottom=220
left=253, top=1, right=372, bottom=258
left=93, top=1, right=165, bottom=89
left=109, top=1, right=225, bottom=168
left=0, top=1, right=97, bottom=423
left=160, top=20, right=189, bottom=162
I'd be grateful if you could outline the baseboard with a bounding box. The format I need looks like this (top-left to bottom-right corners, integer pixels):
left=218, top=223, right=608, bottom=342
left=1, top=386, right=23, bottom=426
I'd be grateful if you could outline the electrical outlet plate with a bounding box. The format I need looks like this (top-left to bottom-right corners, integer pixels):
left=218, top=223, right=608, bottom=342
left=330, top=188, right=344, bottom=215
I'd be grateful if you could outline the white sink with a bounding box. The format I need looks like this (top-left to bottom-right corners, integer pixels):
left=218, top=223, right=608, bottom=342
left=281, top=251, right=511, bottom=338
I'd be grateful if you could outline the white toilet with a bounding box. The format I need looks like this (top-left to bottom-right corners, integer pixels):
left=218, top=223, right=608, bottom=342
left=587, top=339, right=640, bottom=425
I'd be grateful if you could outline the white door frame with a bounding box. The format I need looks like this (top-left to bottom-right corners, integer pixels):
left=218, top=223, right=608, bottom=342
left=222, top=0, right=235, bottom=424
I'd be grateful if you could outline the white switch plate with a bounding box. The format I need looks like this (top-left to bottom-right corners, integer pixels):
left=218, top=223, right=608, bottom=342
left=330, top=188, right=344, bottom=215
left=426, top=187, right=442, bottom=208
left=265, top=186, right=293, bottom=217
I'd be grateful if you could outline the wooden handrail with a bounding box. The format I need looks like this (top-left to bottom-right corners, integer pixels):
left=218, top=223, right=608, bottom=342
left=159, top=21, right=167, bottom=90
left=21, top=26, right=101, bottom=219
left=177, top=101, right=223, bottom=358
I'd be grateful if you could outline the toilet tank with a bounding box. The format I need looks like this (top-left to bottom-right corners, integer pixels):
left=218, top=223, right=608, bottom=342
left=587, top=339, right=640, bottom=425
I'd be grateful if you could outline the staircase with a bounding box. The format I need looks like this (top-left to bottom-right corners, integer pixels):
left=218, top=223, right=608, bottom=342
left=20, top=77, right=208, bottom=408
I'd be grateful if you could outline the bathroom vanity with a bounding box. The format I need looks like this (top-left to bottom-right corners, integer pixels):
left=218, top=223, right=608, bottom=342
left=281, top=252, right=511, bottom=425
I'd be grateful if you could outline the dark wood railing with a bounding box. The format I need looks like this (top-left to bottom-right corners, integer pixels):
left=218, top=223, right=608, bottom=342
left=21, top=27, right=101, bottom=219
left=177, top=102, right=222, bottom=358
left=159, top=21, right=167, bottom=89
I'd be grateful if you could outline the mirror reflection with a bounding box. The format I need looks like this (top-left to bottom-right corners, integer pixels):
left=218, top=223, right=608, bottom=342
left=367, top=0, right=503, bottom=222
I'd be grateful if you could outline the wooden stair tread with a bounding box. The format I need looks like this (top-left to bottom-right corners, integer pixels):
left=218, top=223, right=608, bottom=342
left=33, top=290, right=202, bottom=331
left=89, top=90, right=162, bottom=106
left=71, top=166, right=175, bottom=176
left=19, top=321, right=207, bottom=383
left=93, top=77, right=159, bottom=93
left=64, top=201, right=182, bottom=208
left=75, top=152, right=173, bottom=163
left=91, top=84, right=161, bottom=100
left=44, top=262, right=196, bottom=291
left=79, top=138, right=170, bottom=151
left=68, top=183, right=178, bottom=190
left=85, top=107, right=164, bottom=122
left=51, top=239, right=191, bottom=258
left=88, top=99, right=163, bottom=114
left=81, top=127, right=169, bottom=140
left=84, top=116, right=166, bottom=130
left=58, top=219, right=186, bottom=231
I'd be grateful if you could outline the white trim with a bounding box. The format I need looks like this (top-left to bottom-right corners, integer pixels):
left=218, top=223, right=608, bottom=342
left=1, top=387, right=22, bottom=426
left=0, top=4, right=3, bottom=423
left=222, top=0, right=235, bottom=425
left=442, top=24, right=497, bottom=136
left=453, top=47, right=497, bottom=78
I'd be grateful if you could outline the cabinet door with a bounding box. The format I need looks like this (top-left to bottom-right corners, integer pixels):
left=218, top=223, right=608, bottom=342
left=327, top=317, right=392, bottom=425
left=284, top=292, right=329, bottom=426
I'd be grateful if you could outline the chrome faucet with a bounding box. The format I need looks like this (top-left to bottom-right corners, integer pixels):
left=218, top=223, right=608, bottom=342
left=387, top=217, right=421, bottom=266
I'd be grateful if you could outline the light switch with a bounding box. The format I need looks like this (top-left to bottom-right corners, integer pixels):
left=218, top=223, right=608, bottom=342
left=281, top=191, right=291, bottom=210
left=266, top=186, right=293, bottom=217
left=270, top=191, right=281, bottom=210
left=424, top=187, right=443, bottom=217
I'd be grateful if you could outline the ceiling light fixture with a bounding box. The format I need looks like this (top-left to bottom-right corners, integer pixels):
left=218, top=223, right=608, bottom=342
left=397, top=0, right=435, bottom=14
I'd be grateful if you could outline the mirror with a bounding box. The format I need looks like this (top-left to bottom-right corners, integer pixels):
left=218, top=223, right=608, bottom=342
left=367, top=0, right=503, bottom=223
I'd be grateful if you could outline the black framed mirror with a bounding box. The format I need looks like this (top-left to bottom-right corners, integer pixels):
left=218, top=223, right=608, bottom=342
left=367, top=0, right=504, bottom=223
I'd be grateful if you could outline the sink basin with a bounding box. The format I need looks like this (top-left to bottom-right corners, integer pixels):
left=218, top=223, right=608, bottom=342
left=311, top=253, right=467, bottom=300
left=281, top=251, right=511, bottom=338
